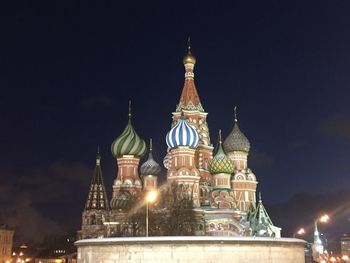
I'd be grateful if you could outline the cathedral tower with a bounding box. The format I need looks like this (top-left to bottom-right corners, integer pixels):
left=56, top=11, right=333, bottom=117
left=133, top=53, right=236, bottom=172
left=165, top=115, right=201, bottom=207
left=80, top=149, right=109, bottom=239
left=223, top=108, right=257, bottom=211
left=110, top=103, right=146, bottom=210
left=167, top=42, right=214, bottom=206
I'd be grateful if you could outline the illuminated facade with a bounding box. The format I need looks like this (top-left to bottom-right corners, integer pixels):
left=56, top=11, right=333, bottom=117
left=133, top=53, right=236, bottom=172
left=79, top=44, right=280, bottom=239
left=341, top=236, right=350, bottom=256
left=0, top=225, right=14, bottom=263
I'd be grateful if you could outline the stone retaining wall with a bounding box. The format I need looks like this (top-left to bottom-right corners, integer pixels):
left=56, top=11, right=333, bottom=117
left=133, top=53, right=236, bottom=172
left=76, top=236, right=306, bottom=263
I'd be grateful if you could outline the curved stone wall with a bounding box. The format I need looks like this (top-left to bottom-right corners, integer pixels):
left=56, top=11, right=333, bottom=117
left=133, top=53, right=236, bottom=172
left=75, top=236, right=306, bottom=263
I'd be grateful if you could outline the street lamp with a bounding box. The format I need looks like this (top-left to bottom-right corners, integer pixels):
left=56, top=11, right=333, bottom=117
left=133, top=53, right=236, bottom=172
left=293, top=227, right=305, bottom=238
left=146, top=191, right=157, bottom=237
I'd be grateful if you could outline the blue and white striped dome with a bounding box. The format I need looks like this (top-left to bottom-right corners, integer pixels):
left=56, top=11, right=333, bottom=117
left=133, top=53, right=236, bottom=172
left=166, top=116, right=199, bottom=149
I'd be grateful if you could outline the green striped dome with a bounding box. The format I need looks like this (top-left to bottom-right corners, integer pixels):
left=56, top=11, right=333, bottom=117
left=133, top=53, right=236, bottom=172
left=110, top=190, right=132, bottom=210
left=208, top=143, right=234, bottom=175
left=111, top=119, right=146, bottom=158
left=223, top=121, right=250, bottom=153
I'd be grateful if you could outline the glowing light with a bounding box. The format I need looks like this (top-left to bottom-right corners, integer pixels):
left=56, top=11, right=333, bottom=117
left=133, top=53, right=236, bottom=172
left=319, top=214, right=329, bottom=223
left=146, top=191, right=157, bottom=203
left=342, top=255, right=349, bottom=261
left=330, top=256, right=336, bottom=262
left=297, top=228, right=305, bottom=235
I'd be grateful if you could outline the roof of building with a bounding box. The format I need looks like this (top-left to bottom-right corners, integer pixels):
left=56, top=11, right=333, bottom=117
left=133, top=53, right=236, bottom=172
left=85, top=150, right=109, bottom=210
left=249, top=194, right=280, bottom=237
left=110, top=190, right=132, bottom=210
left=111, top=102, right=146, bottom=158
left=176, top=46, right=204, bottom=112
left=166, top=115, right=199, bottom=149
left=208, top=130, right=234, bottom=175
left=223, top=108, right=250, bottom=153
left=0, top=224, right=14, bottom=231
left=140, top=139, right=162, bottom=176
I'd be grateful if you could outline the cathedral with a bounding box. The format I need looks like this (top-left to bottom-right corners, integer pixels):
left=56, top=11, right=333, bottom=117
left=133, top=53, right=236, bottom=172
left=78, top=44, right=281, bottom=239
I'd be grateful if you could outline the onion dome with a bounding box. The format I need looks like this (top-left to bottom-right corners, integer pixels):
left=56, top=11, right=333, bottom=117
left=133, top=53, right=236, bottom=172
left=110, top=190, right=132, bottom=210
left=163, top=150, right=172, bottom=170
left=166, top=115, right=199, bottom=149
left=140, top=139, right=161, bottom=176
left=208, top=130, right=234, bottom=175
left=111, top=102, right=146, bottom=158
left=183, top=50, right=196, bottom=65
left=223, top=107, right=250, bottom=153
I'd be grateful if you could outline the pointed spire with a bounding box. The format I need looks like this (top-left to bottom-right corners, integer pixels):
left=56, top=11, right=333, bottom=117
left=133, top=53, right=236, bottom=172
left=177, top=39, right=203, bottom=112
left=149, top=138, right=153, bottom=152
left=183, top=38, right=196, bottom=66
left=219, top=129, right=222, bottom=144
left=128, top=100, right=132, bottom=121
left=85, top=151, right=109, bottom=210
left=259, top=192, right=262, bottom=202
left=234, top=106, right=238, bottom=123
left=96, top=145, right=101, bottom=165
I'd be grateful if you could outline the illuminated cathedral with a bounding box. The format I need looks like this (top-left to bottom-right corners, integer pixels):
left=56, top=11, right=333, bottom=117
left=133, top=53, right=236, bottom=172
left=78, top=44, right=281, bottom=239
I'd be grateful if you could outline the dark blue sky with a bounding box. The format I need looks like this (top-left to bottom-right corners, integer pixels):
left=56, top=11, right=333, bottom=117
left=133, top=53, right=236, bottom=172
left=0, top=0, right=349, bottom=243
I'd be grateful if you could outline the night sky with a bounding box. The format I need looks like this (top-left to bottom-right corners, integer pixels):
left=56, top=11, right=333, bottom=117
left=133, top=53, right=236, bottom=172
left=0, top=1, right=349, bottom=244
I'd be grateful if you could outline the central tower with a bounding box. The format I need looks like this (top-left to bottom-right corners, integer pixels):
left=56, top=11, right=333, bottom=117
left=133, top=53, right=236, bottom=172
left=165, top=43, right=213, bottom=206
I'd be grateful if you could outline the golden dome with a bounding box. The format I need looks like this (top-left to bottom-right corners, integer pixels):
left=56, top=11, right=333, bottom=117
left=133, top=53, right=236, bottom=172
left=183, top=51, right=196, bottom=65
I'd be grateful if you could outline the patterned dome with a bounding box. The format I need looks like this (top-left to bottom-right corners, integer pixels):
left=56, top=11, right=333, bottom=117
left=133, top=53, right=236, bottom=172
left=110, top=190, right=132, bottom=210
left=163, top=150, right=172, bottom=170
left=140, top=151, right=161, bottom=176
left=111, top=119, right=146, bottom=158
left=223, top=120, right=250, bottom=153
left=166, top=115, right=199, bottom=149
left=208, top=135, right=234, bottom=175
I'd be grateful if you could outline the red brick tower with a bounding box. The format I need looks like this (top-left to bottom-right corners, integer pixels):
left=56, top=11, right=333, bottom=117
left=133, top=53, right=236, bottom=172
left=168, top=42, right=213, bottom=206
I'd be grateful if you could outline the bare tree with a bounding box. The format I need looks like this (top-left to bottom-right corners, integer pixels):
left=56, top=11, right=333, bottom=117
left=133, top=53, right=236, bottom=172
left=154, top=182, right=196, bottom=236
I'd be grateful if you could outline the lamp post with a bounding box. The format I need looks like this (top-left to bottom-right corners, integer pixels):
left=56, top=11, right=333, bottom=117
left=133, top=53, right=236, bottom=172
left=146, top=191, right=157, bottom=237
left=293, top=227, right=305, bottom=238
